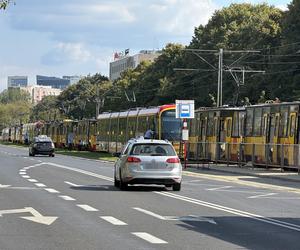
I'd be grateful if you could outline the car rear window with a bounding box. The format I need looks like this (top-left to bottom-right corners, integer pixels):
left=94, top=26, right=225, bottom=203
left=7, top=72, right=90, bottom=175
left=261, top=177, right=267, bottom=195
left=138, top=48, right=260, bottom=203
left=130, top=144, right=176, bottom=156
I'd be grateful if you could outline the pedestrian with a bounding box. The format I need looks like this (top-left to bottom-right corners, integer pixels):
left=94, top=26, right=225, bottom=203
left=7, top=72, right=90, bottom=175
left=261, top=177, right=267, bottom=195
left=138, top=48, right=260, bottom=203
left=144, top=129, right=154, bottom=139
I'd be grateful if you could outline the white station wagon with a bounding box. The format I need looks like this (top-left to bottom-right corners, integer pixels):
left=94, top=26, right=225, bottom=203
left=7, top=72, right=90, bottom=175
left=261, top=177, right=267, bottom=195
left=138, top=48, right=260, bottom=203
left=114, top=138, right=182, bottom=191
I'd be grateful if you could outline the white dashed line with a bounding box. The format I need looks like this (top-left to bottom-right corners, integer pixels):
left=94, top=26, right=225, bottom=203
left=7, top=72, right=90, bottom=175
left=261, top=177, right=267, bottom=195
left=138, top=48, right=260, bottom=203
left=35, top=183, right=47, bottom=187
left=64, top=181, right=80, bottom=187
left=76, top=204, right=98, bottom=211
left=28, top=179, right=38, bottom=183
left=100, top=216, right=127, bottom=225
left=19, top=172, right=26, bottom=175
left=248, top=193, right=277, bottom=199
left=22, top=175, right=30, bottom=178
left=59, top=195, right=76, bottom=201
left=206, top=186, right=232, bottom=191
left=132, top=232, right=167, bottom=244
left=44, top=188, right=60, bottom=193
left=133, top=207, right=166, bottom=220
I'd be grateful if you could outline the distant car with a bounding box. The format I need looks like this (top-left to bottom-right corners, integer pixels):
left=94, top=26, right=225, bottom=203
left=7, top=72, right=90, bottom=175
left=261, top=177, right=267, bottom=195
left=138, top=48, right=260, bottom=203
left=114, top=138, right=182, bottom=191
left=29, top=135, right=55, bottom=157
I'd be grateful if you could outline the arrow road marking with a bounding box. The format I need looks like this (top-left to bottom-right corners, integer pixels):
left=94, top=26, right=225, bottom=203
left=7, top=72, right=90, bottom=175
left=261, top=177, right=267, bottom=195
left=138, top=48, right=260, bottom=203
left=0, top=207, right=57, bottom=225
left=0, top=184, right=11, bottom=188
left=248, top=193, right=277, bottom=199
left=133, top=207, right=216, bottom=224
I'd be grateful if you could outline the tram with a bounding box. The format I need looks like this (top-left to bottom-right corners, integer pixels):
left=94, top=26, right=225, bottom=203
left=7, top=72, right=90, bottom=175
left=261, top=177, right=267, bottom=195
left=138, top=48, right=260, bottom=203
left=96, top=104, right=182, bottom=153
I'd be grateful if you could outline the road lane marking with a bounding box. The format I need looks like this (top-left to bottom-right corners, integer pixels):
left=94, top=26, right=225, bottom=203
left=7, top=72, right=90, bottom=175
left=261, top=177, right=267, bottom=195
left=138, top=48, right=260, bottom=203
left=206, top=185, right=232, bottom=191
left=100, top=216, right=127, bottom=225
left=28, top=179, right=38, bottom=183
left=132, top=232, right=167, bottom=244
left=133, top=207, right=166, bottom=220
left=42, top=162, right=113, bottom=182
left=248, top=193, right=277, bottom=199
left=0, top=207, right=57, bottom=226
left=76, top=204, right=98, bottom=211
left=59, top=195, right=76, bottom=201
left=155, top=191, right=300, bottom=232
left=183, top=171, right=300, bottom=194
left=35, top=183, right=47, bottom=187
left=44, top=188, right=60, bottom=193
left=64, top=181, right=80, bottom=187
left=19, top=172, right=26, bottom=175
left=133, top=207, right=216, bottom=224
left=22, top=175, right=30, bottom=178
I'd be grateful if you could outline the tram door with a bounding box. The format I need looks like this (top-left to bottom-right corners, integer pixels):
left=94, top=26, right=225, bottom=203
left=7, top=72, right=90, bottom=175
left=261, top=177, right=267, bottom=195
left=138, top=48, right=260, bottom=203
left=266, top=113, right=280, bottom=164
left=199, top=117, right=207, bottom=159
left=216, top=118, right=226, bottom=161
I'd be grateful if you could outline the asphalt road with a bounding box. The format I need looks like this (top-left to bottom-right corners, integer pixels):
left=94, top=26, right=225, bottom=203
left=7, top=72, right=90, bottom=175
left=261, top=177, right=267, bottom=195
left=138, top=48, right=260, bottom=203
left=1, top=144, right=300, bottom=250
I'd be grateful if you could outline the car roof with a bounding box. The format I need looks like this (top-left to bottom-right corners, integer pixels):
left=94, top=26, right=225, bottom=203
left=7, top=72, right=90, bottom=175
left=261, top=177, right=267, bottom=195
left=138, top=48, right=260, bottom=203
left=35, top=135, right=52, bottom=142
left=128, top=137, right=171, bottom=145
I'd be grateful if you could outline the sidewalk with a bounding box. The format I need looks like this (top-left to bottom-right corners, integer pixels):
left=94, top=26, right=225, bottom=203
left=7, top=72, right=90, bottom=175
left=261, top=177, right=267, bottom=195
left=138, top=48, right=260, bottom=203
left=186, top=162, right=300, bottom=183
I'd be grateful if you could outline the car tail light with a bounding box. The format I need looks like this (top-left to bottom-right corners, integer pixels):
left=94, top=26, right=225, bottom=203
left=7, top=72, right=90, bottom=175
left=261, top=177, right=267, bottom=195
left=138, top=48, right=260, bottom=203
left=127, top=156, right=141, bottom=163
left=166, top=157, right=180, bottom=163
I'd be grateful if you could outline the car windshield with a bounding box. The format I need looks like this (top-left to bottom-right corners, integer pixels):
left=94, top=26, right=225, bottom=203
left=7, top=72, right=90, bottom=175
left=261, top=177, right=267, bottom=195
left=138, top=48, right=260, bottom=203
left=130, top=143, right=176, bottom=156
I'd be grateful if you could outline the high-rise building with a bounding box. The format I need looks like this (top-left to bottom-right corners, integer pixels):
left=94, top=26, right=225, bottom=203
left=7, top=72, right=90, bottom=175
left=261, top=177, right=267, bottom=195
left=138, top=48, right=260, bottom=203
left=36, top=75, right=70, bottom=89
left=7, top=76, right=28, bottom=88
left=62, top=75, right=84, bottom=85
left=109, top=50, right=161, bottom=81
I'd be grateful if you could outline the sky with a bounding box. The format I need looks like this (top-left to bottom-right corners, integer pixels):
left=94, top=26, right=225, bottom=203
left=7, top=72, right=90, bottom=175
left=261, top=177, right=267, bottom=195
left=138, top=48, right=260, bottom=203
left=0, top=0, right=291, bottom=92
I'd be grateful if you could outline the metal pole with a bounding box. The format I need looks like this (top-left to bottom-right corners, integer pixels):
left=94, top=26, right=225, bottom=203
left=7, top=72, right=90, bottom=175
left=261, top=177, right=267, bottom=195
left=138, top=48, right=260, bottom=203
left=217, top=48, right=223, bottom=107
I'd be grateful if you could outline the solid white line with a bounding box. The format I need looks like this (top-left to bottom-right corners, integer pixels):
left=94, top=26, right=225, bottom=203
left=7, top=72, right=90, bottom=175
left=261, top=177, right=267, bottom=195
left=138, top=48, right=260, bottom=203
left=132, top=232, right=167, bottom=244
left=100, top=216, right=127, bottom=225
left=155, top=191, right=300, bottom=232
left=248, top=193, right=277, bottom=199
left=44, top=188, right=60, bottom=193
left=28, top=179, right=38, bottom=183
left=206, top=186, right=232, bottom=191
left=64, top=181, right=80, bottom=187
left=76, top=204, right=98, bottom=211
left=133, top=207, right=166, bottom=220
left=41, top=162, right=113, bottom=182
left=35, top=183, right=47, bottom=187
left=59, top=195, right=76, bottom=201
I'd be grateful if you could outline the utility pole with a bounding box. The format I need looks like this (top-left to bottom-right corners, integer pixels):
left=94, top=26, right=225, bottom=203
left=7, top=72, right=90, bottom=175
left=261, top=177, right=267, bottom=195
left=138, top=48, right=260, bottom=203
left=175, top=48, right=265, bottom=107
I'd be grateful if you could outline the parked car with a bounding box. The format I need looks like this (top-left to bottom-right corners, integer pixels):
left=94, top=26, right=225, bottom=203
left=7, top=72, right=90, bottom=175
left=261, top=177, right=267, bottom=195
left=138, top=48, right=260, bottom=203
left=29, top=135, right=55, bottom=157
left=114, top=138, right=182, bottom=191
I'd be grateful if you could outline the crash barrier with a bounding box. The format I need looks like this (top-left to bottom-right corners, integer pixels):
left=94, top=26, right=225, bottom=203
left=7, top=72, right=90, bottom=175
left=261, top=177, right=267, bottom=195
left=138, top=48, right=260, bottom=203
left=180, top=141, right=300, bottom=173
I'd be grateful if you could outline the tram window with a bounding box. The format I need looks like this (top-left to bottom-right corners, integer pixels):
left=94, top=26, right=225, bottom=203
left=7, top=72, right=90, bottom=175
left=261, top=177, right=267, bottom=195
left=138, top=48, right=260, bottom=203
left=290, top=116, right=296, bottom=137
left=253, top=108, right=262, bottom=136
left=262, top=116, right=267, bottom=136
left=227, top=119, right=232, bottom=137
left=232, top=113, right=239, bottom=137
left=245, top=109, right=254, bottom=136
left=207, top=118, right=214, bottom=136
left=279, top=110, right=288, bottom=137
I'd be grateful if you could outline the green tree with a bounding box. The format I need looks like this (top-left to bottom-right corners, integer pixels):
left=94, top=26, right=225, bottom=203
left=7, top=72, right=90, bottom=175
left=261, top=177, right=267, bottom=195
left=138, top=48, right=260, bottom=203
left=0, top=0, right=13, bottom=10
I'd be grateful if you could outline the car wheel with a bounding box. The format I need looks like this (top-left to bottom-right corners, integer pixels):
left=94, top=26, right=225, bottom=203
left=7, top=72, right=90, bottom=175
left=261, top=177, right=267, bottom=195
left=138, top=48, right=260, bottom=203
left=119, top=170, right=128, bottom=190
left=114, top=174, right=120, bottom=187
left=172, top=183, right=181, bottom=191
left=52, top=154, right=55, bottom=157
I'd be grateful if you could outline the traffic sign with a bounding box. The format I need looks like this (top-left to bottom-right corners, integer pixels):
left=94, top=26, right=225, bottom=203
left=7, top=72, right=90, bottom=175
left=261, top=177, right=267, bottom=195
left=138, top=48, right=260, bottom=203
left=176, top=100, right=194, bottom=119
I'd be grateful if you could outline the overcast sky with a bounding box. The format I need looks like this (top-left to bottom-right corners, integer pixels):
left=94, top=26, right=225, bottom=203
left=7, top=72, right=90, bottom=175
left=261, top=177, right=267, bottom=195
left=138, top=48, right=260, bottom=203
left=0, top=0, right=290, bottom=91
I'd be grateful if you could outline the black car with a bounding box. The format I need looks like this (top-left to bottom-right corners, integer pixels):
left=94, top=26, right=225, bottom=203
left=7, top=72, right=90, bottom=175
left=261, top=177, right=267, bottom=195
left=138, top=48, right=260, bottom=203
left=29, top=135, right=55, bottom=157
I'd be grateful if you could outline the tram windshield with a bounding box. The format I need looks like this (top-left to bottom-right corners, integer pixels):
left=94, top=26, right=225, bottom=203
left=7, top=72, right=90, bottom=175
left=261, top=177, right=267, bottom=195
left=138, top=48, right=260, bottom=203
left=161, top=110, right=182, bottom=141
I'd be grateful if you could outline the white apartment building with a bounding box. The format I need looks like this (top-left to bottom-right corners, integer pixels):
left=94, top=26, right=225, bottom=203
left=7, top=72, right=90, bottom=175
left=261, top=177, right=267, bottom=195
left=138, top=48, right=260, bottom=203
left=109, top=50, right=161, bottom=81
left=21, top=85, right=62, bottom=104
